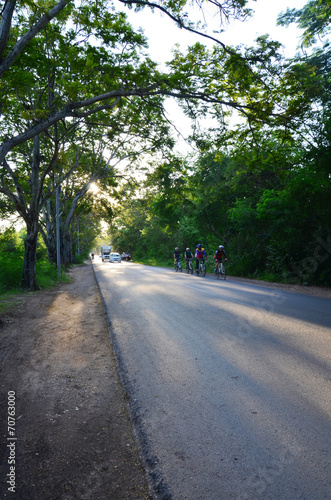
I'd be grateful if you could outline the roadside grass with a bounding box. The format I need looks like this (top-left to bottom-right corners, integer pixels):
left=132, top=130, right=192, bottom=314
left=36, top=260, right=71, bottom=289
left=74, top=254, right=87, bottom=265
left=0, top=229, right=88, bottom=314
left=0, top=260, right=72, bottom=315
left=0, top=290, right=25, bottom=315
left=255, top=271, right=285, bottom=283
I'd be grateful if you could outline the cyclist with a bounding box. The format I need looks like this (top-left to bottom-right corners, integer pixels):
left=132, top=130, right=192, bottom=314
left=184, top=248, right=193, bottom=270
left=174, top=247, right=182, bottom=267
left=195, top=244, right=207, bottom=272
left=214, top=245, right=227, bottom=273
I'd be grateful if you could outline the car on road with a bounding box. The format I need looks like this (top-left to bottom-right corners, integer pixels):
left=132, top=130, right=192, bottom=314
left=109, top=252, right=121, bottom=263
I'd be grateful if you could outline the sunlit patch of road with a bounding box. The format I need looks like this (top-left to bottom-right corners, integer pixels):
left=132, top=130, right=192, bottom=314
left=93, top=261, right=331, bottom=500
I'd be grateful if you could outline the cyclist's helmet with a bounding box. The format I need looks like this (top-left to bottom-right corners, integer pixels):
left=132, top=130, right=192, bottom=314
left=186, top=248, right=190, bottom=251
left=175, top=247, right=179, bottom=250
left=197, top=243, right=202, bottom=248
left=219, top=245, right=224, bottom=249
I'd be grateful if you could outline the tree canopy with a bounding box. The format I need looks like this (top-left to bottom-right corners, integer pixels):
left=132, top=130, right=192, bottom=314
left=1, top=0, right=331, bottom=289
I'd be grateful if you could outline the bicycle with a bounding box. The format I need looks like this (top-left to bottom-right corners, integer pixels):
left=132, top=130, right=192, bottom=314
left=196, top=258, right=206, bottom=277
left=215, top=260, right=226, bottom=280
left=174, top=258, right=182, bottom=272
left=185, top=258, right=193, bottom=274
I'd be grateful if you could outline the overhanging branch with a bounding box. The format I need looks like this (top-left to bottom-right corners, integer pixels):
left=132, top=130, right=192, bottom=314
left=0, top=0, right=72, bottom=78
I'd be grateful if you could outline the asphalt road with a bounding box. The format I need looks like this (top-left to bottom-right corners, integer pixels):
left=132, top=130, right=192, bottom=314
left=93, top=260, right=331, bottom=500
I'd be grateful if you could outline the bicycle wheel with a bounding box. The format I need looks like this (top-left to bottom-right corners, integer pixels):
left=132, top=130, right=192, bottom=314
left=216, top=265, right=220, bottom=279
left=220, top=263, right=226, bottom=280
left=178, top=262, right=182, bottom=272
left=200, top=263, right=206, bottom=277
left=189, top=262, right=193, bottom=274
left=174, top=263, right=178, bottom=272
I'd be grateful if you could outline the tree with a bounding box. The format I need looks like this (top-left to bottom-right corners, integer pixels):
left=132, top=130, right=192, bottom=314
left=0, top=0, right=263, bottom=167
left=0, top=0, right=176, bottom=287
left=278, top=0, right=331, bottom=47
left=1, top=0, right=265, bottom=288
left=3, top=0, right=327, bottom=288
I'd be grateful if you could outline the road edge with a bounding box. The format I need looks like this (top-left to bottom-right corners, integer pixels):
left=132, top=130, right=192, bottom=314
left=91, top=262, right=173, bottom=500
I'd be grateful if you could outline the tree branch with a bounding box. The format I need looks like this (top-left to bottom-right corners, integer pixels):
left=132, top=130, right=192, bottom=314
left=0, top=0, right=16, bottom=62
left=2, top=157, right=28, bottom=209
left=0, top=0, right=72, bottom=78
left=0, top=83, right=265, bottom=165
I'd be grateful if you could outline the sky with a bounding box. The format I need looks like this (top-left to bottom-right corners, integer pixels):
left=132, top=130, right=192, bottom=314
left=123, top=0, right=308, bottom=150
left=125, top=0, right=307, bottom=63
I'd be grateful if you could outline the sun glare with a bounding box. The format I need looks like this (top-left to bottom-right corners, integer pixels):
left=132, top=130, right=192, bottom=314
left=89, top=183, right=99, bottom=194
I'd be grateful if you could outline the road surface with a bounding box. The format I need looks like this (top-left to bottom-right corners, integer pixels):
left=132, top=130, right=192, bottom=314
left=93, top=260, right=331, bottom=500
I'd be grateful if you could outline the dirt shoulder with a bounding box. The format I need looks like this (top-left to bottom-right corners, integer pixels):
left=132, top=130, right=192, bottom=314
left=0, top=261, right=152, bottom=500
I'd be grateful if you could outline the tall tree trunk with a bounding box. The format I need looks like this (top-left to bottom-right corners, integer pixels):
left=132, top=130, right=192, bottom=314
left=39, top=223, right=57, bottom=264
left=22, top=221, right=38, bottom=290
left=21, top=135, right=41, bottom=290
left=61, top=231, right=73, bottom=266
left=41, top=200, right=57, bottom=264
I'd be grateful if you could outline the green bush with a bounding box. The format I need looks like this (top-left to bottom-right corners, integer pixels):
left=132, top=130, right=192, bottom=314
left=74, top=253, right=87, bottom=265
left=0, top=228, right=23, bottom=290
left=35, top=260, right=69, bottom=289
left=0, top=228, right=70, bottom=293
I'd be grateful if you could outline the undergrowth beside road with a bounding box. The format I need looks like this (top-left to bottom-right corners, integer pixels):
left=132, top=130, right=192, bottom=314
left=0, top=227, right=87, bottom=296
left=0, top=268, right=72, bottom=315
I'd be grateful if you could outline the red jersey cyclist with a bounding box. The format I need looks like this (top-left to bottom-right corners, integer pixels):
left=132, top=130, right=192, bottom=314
left=214, top=245, right=228, bottom=273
